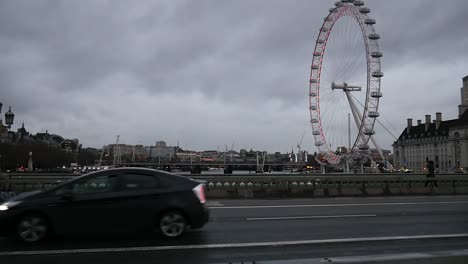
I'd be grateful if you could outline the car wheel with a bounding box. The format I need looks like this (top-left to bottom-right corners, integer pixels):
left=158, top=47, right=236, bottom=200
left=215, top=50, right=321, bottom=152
left=16, top=214, right=49, bottom=243
left=159, top=211, right=186, bottom=238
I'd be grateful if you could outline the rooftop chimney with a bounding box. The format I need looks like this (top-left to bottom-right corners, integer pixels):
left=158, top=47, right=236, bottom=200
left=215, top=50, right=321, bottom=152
left=435, top=112, right=442, bottom=129
left=460, top=75, right=468, bottom=117
left=417, top=120, right=422, bottom=126
left=425, top=114, right=431, bottom=131
left=407, top=118, right=413, bottom=134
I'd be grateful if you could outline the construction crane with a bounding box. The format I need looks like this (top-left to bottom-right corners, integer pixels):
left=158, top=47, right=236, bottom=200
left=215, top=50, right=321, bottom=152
left=223, top=141, right=235, bottom=165
left=230, top=141, right=235, bottom=162
left=113, top=135, right=120, bottom=167
left=292, top=130, right=307, bottom=172
left=297, top=130, right=306, bottom=163
left=98, top=145, right=106, bottom=166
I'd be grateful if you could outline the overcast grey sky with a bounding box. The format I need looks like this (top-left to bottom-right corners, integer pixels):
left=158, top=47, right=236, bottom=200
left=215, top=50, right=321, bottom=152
left=1, top=0, right=467, bottom=152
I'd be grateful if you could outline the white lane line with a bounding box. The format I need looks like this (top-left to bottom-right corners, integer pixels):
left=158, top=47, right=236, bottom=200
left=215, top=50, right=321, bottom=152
left=0, top=233, right=467, bottom=256
left=324, top=250, right=468, bottom=263
left=209, top=200, right=468, bottom=209
left=246, top=214, right=377, bottom=221
left=206, top=201, right=224, bottom=207
left=247, top=249, right=468, bottom=264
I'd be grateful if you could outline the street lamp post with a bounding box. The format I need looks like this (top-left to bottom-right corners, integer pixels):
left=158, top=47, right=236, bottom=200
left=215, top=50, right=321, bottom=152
left=4, top=106, right=15, bottom=130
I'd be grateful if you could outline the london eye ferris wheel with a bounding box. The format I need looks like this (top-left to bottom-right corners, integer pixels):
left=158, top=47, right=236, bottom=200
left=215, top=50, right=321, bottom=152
left=309, top=0, right=383, bottom=165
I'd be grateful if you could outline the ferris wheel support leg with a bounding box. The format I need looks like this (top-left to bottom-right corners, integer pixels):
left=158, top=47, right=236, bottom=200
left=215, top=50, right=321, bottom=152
left=346, top=92, right=376, bottom=173
left=348, top=92, right=387, bottom=167
left=345, top=91, right=363, bottom=132
left=347, top=94, right=389, bottom=172
left=370, top=135, right=386, bottom=166
left=346, top=91, right=370, bottom=156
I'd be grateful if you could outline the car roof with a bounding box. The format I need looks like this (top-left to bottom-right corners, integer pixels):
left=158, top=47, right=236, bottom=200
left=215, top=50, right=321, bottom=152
left=80, top=167, right=193, bottom=182
left=112, top=168, right=197, bottom=184
left=47, top=167, right=194, bottom=191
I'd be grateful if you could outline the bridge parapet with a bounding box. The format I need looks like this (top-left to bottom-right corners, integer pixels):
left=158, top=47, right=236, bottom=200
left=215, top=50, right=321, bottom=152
left=1, top=173, right=467, bottom=198
left=189, top=174, right=468, bottom=197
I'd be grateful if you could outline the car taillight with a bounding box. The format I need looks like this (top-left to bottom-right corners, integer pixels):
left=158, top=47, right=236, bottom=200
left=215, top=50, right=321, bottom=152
left=192, top=184, right=206, bottom=204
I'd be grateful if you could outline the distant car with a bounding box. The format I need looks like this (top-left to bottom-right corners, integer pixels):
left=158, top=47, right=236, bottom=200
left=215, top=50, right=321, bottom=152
left=399, top=168, right=412, bottom=173
left=44, top=168, right=73, bottom=173
left=0, top=168, right=209, bottom=243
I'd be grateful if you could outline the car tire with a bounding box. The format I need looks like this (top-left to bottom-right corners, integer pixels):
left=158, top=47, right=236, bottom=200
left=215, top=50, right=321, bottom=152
left=15, top=214, right=49, bottom=243
left=158, top=211, right=186, bottom=238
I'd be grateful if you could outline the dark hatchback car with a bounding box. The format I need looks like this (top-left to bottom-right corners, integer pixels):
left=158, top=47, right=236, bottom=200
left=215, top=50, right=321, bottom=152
left=0, top=168, right=209, bottom=243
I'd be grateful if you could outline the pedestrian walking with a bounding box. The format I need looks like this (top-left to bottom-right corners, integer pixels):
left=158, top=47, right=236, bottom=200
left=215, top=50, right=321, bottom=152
left=424, top=160, right=438, bottom=188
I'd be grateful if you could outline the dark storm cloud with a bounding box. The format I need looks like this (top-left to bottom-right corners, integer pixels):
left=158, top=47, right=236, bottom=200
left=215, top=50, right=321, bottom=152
left=370, top=0, right=468, bottom=67
left=0, top=0, right=467, bottom=151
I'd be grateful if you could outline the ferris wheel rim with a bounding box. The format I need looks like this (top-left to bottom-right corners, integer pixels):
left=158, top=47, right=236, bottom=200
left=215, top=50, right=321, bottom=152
left=308, top=1, right=382, bottom=163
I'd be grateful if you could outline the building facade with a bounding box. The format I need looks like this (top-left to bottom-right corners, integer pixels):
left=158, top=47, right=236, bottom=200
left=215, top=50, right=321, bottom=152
left=369, top=148, right=392, bottom=163
left=149, top=141, right=175, bottom=159
left=393, top=75, right=468, bottom=172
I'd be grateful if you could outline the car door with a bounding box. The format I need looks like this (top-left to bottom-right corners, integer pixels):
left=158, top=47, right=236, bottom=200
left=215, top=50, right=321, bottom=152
left=111, top=172, right=164, bottom=232
left=48, top=173, right=120, bottom=235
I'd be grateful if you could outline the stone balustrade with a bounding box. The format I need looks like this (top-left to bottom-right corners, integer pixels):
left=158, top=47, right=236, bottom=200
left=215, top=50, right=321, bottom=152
left=1, top=173, right=467, bottom=199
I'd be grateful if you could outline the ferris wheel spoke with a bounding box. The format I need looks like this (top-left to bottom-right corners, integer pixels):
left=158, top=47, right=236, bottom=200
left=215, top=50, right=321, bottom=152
left=337, top=18, right=355, bottom=79
left=344, top=43, right=366, bottom=80
left=338, top=23, right=364, bottom=81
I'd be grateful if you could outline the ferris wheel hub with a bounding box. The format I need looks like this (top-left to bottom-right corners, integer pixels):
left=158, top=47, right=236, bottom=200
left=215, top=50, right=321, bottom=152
left=331, top=82, right=362, bottom=91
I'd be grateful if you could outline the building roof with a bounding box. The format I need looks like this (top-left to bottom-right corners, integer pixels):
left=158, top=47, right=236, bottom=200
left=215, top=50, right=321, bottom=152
left=396, top=110, right=468, bottom=142
left=17, top=122, right=28, bottom=135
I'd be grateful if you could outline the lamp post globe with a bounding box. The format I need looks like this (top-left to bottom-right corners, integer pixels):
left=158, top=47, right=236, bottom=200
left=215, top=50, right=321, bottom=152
left=5, top=106, right=14, bottom=129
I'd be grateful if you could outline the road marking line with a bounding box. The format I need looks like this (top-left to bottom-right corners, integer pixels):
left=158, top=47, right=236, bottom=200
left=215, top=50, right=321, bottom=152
left=209, top=200, right=468, bottom=209
left=0, top=233, right=467, bottom=256
left=323, top=249, right=468, bottom=263
left=246, top=214, right=377, bottom=221
left=227, top=249, right=468, bottom=264
left=206, top=201, right=224, bottom=207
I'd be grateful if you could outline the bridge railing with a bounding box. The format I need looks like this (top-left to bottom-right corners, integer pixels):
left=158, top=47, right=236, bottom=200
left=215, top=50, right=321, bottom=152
left=189, top=174, right=468, bottom=196
left=1, top=173, right=467, bottom=198
left=0, top=173, right=76, bottom=193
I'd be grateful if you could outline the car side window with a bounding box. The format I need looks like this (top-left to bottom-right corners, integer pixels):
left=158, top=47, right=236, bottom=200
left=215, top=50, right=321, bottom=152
left=119, top=173, right=159, bottom=190
left=60, top=174, right=118, bottom=195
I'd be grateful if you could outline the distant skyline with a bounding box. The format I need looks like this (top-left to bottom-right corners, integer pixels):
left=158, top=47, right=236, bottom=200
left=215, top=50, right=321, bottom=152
left=1, top=0, right=467, bottom=152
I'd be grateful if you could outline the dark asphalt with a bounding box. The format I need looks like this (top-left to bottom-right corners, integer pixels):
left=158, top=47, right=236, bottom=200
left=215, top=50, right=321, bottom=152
left=1, top=195, right=467, bottom=263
